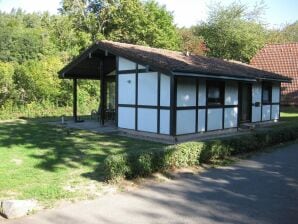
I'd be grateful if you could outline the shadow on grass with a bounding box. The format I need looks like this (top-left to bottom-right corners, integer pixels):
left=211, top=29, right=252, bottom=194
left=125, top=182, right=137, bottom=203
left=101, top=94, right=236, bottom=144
left=0, top=119, right=165, bottom=182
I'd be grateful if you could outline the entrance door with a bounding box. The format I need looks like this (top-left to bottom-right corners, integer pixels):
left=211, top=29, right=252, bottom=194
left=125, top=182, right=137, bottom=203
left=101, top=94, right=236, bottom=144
left=239, top=83, right=252, bottom=123
left=105, top=75, right=116, bottom=122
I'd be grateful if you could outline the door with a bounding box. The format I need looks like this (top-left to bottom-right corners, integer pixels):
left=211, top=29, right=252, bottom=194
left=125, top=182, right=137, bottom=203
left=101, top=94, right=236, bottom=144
left=105, top=75, right=116, bottom=122
left=239, top=83, right=252, bottom=123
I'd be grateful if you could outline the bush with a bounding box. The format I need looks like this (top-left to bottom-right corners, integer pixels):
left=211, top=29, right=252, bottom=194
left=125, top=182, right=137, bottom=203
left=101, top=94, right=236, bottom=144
left=104, top=154, right=130, bottom=181
left=165, top=142, right=205, bottom=168
left=104, top=143, right=206, bottom=181
left=104, top=124, right=298, bottom=181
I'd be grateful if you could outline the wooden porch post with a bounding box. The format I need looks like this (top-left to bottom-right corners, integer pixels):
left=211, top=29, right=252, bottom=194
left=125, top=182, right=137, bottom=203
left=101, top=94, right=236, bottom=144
left=99, top=60, right=105, bottom=126
left=73, top=78, right=78, bottom=122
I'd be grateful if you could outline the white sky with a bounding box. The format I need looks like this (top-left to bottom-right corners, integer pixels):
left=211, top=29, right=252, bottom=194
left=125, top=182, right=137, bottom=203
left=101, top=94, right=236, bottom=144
left=0, top=0, right=297, bottom=28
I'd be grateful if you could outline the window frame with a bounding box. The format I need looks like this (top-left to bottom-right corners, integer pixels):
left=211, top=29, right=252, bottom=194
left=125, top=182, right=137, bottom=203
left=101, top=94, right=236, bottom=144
left=262, top=83, right=272, bottom=105
left=206, top=80, right=225, bottom=106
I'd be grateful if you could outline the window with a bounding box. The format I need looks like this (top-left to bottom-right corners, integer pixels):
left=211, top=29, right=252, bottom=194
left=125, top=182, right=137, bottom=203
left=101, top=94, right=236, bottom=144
left=262, top=83, right=272, bottom=104
left=207, top=81, right=224, bottom=106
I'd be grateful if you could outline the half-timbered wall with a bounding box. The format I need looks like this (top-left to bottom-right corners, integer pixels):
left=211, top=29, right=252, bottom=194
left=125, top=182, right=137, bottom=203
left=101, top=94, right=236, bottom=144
left=117, top=57, right=281, bottom=136
left=253, top=82, right=280, bottom=122
left=175, top=79, right=239, bottom=135
left=117, top=57, right=170, bottom=134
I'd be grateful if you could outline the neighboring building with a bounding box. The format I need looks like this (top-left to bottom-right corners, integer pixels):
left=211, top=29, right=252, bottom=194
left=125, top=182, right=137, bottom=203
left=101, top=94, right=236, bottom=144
left=58, top=41, right=290, bottom=140
left=250, top=43, right=298, bottom=105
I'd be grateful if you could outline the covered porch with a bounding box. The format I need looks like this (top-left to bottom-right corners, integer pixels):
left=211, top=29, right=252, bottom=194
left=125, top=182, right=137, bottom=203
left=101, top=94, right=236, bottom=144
left=59, top=44, right=117, bottom=127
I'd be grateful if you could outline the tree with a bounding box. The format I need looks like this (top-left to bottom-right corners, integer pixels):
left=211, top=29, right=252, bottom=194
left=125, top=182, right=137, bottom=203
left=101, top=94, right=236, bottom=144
left=59, top=0, right=113, bottom=41
left=0, top=11, right=57, bottom=63
left=178, top=28, right=208, bottom=55
left=142, top=0, right=180, bottom=50
left=0, top=62, right=15, bottom=106
left=47, top=15, right=92, bottom=56
left=59, top=0, right=181, bottom=50
left=267, top=21, right=298, bottom=44
left=194, top=1, right=267, bottom=62
left=13, top=56, right=64, bottom=104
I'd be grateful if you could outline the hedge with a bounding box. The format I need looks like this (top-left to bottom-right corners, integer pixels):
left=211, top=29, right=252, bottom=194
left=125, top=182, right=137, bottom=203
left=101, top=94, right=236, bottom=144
left=104, top=124, right=298, bottom=181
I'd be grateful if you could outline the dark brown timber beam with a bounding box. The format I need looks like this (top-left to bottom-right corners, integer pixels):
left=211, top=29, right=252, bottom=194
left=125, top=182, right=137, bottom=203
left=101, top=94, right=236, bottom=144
left=99, top=60, right=105, bottom=126
left=73, top=78, right=78, bottom=122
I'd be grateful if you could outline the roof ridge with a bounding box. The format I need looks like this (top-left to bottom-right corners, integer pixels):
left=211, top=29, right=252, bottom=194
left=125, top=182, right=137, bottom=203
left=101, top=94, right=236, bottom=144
left=98, top=40, right=184, bottom=55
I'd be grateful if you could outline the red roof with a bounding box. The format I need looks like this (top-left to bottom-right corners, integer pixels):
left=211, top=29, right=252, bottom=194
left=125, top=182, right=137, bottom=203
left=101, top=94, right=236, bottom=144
left=250, top=43, right=298, bottom=105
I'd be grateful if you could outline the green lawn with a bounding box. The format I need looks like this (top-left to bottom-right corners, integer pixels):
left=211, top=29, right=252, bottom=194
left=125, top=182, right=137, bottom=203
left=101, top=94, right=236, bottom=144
left=0, top=120, right=164, bottom=207
left=1, top=107, right=297, bottom=207
left=280, top=106, right=298, bottom=122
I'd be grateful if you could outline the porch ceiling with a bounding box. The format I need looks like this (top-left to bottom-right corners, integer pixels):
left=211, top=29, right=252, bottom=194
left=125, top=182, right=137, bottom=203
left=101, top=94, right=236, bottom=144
left=60, top=48, right=116, bottom=80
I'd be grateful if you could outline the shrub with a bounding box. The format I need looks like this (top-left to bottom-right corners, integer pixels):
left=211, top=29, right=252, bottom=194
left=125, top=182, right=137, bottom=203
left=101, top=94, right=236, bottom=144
left=165, top=142, right=205, bottom=168
left=104, top=123, right=298, bottom=181
left=128, top=151, right=158, bottom=178
left=104, top=154, right=130, bottom=181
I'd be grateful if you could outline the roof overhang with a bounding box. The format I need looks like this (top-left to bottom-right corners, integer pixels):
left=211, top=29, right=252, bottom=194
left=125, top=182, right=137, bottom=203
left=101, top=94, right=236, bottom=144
left=256, top=77, right=292, bottom=83
left=58, top=42, right=172, bottom=79
left=173, top=71, right=257, bottom=82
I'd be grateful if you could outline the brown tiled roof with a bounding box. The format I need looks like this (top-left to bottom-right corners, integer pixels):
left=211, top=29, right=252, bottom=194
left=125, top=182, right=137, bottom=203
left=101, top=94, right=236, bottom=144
left=59, top=40, right=291, bottom=82
left=250, top=43, right=298, bottom=105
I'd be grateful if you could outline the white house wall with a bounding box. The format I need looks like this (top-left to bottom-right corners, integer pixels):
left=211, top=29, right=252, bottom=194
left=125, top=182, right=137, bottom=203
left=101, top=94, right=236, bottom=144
left=262, top=105, right=271, bottom=121
left=138, top=72, right=158, bottom=106
left=271, top=83, right=280, bottom=120
left=252, top=83, right=262, bottom=122
left=224, top=81, right=238, bottom=129
left=117, top=57, right=170, bottom=135
left=176, top=78, right=239, bottom=135
left=207, top=108, right=223, bottom=131
left=272, top=105, right=279, bottom=120
left=137, top=108, right=157, bottom=133
left=177, top=78, right=196, bottom=107
left=117, top=57, right=281, bottom=136
left=160, top=74, right=170, bottom=106
left=224, top=107, right=238, bottom=128
left=272, top=84, right=280, bottom=103
left=118, top=107, right=135, bottom=129
left=118, top=74, right=136, bottom=104
left=119, top=57, right=136, bottom=70
left=198, top=80, right=206, bottom=106
left=160, top=110, right=170, bottom=134
left=176, top=110, right=196, bottom=135
left=225, top=81, right=238, bottom=105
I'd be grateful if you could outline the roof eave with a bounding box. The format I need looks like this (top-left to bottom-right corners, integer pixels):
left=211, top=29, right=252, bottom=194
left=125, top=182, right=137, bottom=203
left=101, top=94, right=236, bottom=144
left=173, top=70, right=292, bottom=83
left=172, top=71, right=256, bottom=82
left=256, top=77, right=292, bottom=83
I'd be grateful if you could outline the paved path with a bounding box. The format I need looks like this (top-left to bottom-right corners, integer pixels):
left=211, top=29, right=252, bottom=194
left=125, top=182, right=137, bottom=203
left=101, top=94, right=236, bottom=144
left=3, top=143, right=298, bottom=224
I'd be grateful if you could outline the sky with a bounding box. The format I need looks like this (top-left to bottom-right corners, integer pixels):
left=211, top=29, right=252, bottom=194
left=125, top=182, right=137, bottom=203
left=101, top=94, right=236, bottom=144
left=0, top=0, right=297, bottom=28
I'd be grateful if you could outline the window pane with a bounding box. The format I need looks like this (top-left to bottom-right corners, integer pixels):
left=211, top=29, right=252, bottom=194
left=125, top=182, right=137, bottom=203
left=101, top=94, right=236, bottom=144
left=208, top=86, right=220, bottom=99
left=207, top=81, right=223, bottom=105
left=263, top=89, right=269, bottom=102
left=262, top=84, right=271, bottom=103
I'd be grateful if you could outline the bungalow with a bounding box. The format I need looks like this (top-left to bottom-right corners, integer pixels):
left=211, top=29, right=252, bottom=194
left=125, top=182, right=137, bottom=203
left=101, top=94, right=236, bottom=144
left=58, top=41, right=290, bottom=140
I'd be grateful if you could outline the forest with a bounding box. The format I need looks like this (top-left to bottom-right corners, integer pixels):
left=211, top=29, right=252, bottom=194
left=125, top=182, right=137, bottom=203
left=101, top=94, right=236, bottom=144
left=0, top=0, right=297, bottom=119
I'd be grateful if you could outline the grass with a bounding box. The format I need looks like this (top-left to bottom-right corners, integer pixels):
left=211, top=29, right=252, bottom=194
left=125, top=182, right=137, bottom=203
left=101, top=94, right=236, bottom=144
left=280, top=106, right=298, bottom=122
left=0, top=120, right=164, bottom=207
left=1, top=106, right=297, bottom=207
